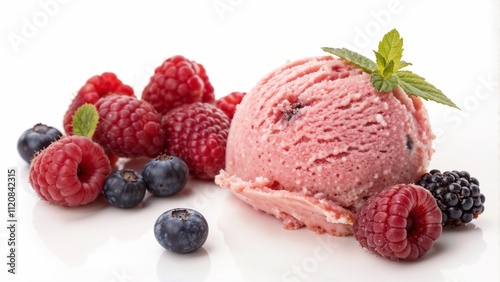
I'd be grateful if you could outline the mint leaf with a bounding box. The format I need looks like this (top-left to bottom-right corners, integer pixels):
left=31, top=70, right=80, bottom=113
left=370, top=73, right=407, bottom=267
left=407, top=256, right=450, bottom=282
left=374, top=51, right=386, bottom=73
left=371, top=71, right=399, bottom=92
left=322, top=28, right=459, bottom=109
left=321, top=47, right=377, bottom=72
left=398, top=60, right=412, bottom=69
left=72, top=104, right=100, bottom=138
left=377, top=29, right=404, bottom=72
left=382, top=60, right=395, bottom=77
left=395, top=71, right=460, bottom=109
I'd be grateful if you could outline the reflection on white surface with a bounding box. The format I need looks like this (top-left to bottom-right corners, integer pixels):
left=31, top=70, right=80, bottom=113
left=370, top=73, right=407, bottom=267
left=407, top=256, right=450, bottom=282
left=218, top=192, right=491, bottom=282
left=156, top=248, right=211, bottom=282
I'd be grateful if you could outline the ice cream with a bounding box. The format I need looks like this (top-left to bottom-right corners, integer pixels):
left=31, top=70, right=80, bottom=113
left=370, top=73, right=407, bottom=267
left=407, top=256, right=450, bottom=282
left=215, top=55, right=435, bottom=236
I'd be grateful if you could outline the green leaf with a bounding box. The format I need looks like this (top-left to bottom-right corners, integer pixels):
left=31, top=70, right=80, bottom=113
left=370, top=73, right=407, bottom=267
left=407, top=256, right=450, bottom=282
left=373, top=51, right=386, bottom=72
left=395, top=71, right=460, bottom=109
left=371, top=71, right=399, bottom=93
left=72, top=104, right=100, bottom=138
left=322, top=47, right=377, bottom=73
left=398, top=60, right=412, bottom=69
left=382, top=60, right=395, bottom=77
left=322, top=28, right=459, bottom=109
left=377, top=28, right=404, bottom=72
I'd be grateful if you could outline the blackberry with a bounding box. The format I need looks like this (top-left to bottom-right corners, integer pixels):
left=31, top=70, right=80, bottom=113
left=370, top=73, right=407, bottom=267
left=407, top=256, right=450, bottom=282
left=417, top=169, right=485, bottom=226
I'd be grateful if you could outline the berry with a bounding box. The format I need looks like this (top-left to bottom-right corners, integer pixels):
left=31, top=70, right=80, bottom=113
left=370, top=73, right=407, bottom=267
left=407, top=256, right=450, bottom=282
left=162, top=102, right=230, bottom=179
left=353, top=184, right=442, bottom=261
left=103, top=169, right=147, bottom=208
left=17, top=123, right=62, bottom=163
left=63, top=72, right=134, bottom=135
left=93, top=95, right=165, bottom=158
left=417, top=169, right=485, bottom=226
left=215, top=91, right=246, bottom=119
left=142, top=154, right=189, bottom=197
left=141, top=55, right=215, bottom=116
left=154, top=208, right=209, bottom=254
left=29, top=135, right=111, bottom=207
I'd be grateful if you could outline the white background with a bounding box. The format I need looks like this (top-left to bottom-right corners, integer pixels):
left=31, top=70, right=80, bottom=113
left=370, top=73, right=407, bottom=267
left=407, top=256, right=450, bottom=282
left=1, top=1, right=499, bottom=281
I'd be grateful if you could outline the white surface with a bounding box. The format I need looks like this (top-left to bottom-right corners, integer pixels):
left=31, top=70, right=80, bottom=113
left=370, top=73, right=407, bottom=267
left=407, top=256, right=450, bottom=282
left=1, top=1, right=499, bottom=281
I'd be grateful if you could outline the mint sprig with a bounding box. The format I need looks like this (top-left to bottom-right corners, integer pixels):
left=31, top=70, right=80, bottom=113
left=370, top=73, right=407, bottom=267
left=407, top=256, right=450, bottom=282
left=322, top=29, right=459, bottom=109
left=72, top=104, right=100, bottom=138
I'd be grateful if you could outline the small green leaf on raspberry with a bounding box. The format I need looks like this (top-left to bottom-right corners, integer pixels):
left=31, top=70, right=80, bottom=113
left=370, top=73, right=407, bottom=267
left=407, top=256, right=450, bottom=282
left=72, top=104, right=99, bottom=138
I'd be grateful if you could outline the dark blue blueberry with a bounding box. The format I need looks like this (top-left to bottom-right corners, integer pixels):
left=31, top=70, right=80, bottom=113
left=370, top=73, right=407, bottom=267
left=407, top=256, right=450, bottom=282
left=17, top=123, right=62, bottom=163
left=142, top=155, right=189, bottom=197
left=154, top=208, right=209, bottom=254
left=103, top=169, right=146, bottom=208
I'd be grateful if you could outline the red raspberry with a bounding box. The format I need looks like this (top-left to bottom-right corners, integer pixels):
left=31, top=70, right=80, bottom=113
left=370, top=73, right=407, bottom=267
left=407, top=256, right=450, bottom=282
left=141, top=55, right=215, bottom=116
left=29, top=135, right=111, bottom=207
left=94, top=95, right=165, bottom=158
left=63, top=72, right=134, bottom=134
left=353, top=184, right=442, bottom=261
left=215, top=91, right=246, bottom=119
left=162, top=102, right=230, bottom=179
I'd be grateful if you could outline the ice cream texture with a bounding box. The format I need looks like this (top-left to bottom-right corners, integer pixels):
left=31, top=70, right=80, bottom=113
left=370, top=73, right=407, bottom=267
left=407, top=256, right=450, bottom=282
left=215, top=55, right=435, bottom=236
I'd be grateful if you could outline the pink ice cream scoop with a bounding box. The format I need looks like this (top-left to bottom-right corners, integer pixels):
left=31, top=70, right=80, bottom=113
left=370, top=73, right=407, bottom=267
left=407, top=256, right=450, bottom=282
left=215, top=56, right=434, bottom=236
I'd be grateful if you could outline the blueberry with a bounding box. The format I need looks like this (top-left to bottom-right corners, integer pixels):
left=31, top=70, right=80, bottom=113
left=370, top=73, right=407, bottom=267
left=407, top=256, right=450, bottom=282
left=103, top=169, right=146, bottom=208
left=154, top=208, right=209, bottom=254
left=17, top=123, right=62, bottom=163
left=142, top=154, right=189, bottom=197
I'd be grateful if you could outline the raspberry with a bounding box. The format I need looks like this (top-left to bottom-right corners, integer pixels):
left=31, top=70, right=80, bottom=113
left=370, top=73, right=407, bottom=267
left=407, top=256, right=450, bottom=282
left=141, top=55, right=215, bottom=116
left=353, top=184, right=442, bottom=261
left=94, top=95, right=165, bottom=158
left=29, top=135, right=111, bottom=207
left=63, top=72, right=134, bottom=135
left=162, top=102, right=230, bottom=179
left=215, top=91, right=246, bottom=119
left=417, top=169, right=485, bottom=226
